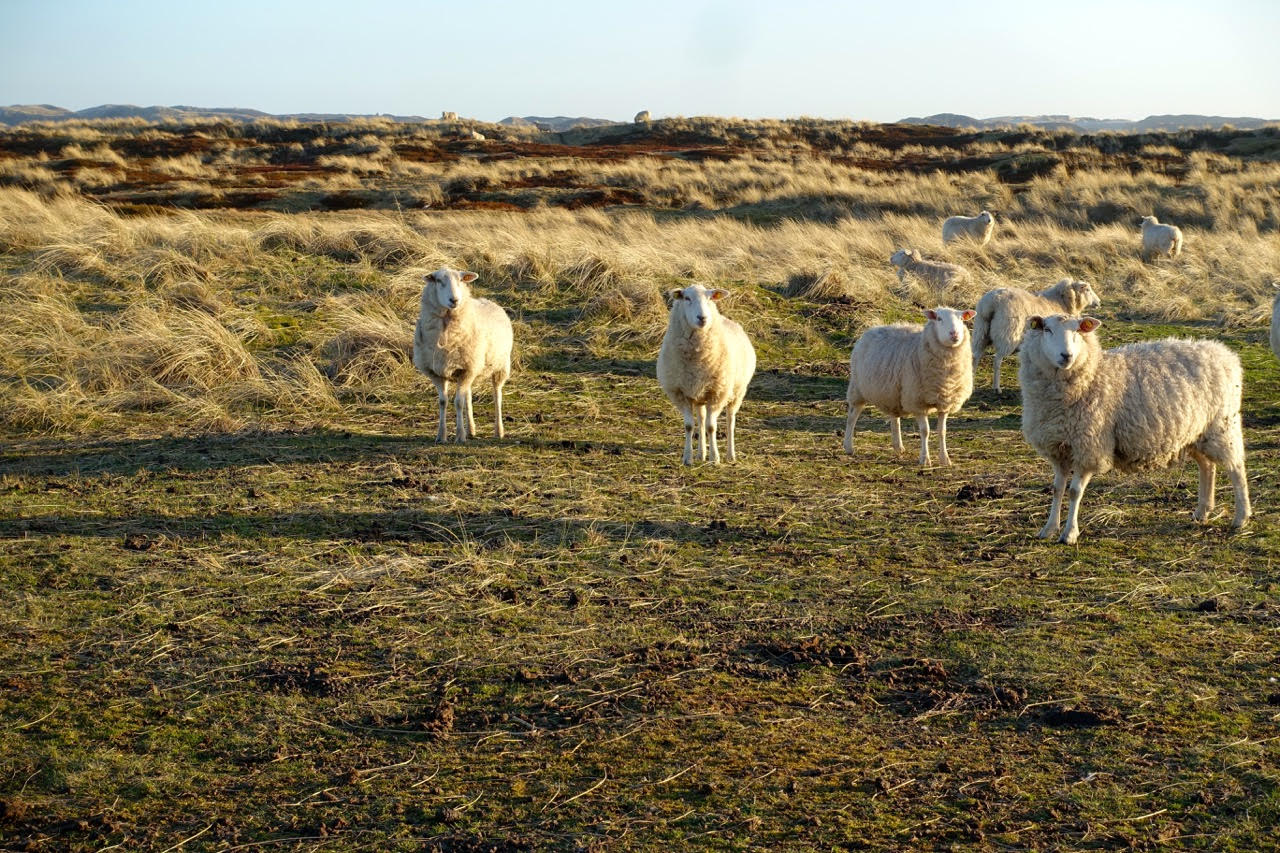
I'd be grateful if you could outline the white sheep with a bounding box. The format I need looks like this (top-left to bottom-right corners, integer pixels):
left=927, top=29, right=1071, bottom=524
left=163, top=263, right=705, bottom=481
left=844, top=306, right=976, bottom=467
left=1140, top=215, right=1183, bottom=261
left=656, top=284, right=756, bottom=465
left=634, top=110, right=651, bottom=124
left=412, top=268, right=513, bottom=443
left=942, top=210, right=995, bottom=245
left=889, top=249, right=971, bottom=293
left=1020, top=314, right=1251, bottom=544
left=468, top=130, right=486, bottom=142
left=1271, top=288, right=1280, bottom=363
left=972, top=279, right=1101, bottom=392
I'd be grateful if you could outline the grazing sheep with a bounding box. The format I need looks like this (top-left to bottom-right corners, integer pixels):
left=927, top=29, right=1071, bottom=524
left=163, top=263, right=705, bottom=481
left=972, top=279, right=1101, bottom=393
left=844, top=306, right=976, bottom=467
left=413, top=268, right=513, bottom=443
left=1140, top=215, right=1183, bottom=261
left=657, top=284, right=756, bottom=465
left=1020, top=314, right=1250, bottom=544
left=890, top=249, right=970, bottom=293
left=634, top=110, right=651, bottom=124
left=1271, top=289, right=1280, bottom=363
left=942, top=210, right=996, bottom=245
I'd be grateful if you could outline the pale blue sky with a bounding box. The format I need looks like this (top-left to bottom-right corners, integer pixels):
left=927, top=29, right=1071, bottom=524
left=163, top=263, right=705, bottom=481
left=2, top=0, right=1277, bottom=121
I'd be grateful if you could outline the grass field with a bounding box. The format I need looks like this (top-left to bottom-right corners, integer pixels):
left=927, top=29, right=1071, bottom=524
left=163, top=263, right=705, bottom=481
left=1, top=118, right=1279, bottom=850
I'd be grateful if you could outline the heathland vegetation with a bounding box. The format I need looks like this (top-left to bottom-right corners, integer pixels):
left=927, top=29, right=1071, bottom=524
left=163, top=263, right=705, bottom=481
left=1, top=116, right=1278, bottom=849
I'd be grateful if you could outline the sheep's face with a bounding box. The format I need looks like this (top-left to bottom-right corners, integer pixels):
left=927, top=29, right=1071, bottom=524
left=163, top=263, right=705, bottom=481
left=890, top=249, right=912, bottom=267
left=667, top=284, right=727, bottom=331
left=1140, top=215, right=1158, bottom=228
left=424, top=268, right=478, bottom=312
left=1073, top=281, right=1101, bottom=311
left=978, top=211, right=993, bottom=224
left=924, top=307, right=976, bottom=348
left=1027, top=314, right=1101, bottom=371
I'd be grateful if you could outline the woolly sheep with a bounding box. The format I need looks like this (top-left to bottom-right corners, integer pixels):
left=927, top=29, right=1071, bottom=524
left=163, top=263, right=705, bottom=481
left=634, top=110, right=651, bottom=124
left=468, top=130, right=486, bottom=141
left=1140, top=215, right=1183, bottom=261
left=942, top=210, right=995, bottom=245
left=889, top=249, right=970, bottom=292
left=1271, top=289, right=1280, bottom=363
left=413, top=268, right=513, bottom=443
left=844, top=306, right=976, bottom=467
left=656, top=284, right=756, bottom=465
left=972, top=279, right=1101, bottom=392
left=1020, top=314, right=1250, bottom=545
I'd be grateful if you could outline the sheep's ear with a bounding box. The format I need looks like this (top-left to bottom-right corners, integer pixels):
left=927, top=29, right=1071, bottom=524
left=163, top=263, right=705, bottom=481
left=1078, top=317, right=1101, bottom=334
left=667, top=288, right=685, bottom=302
left=924, top=308, right=939, bottom=321
left=1029, top=316, right=1045, bottom=331
left=709, top=289, right=729, bottom=301
left=459, top=271, right=479, bottom=283
left=423, top=272, right=436, bottom=283
left=961, top=309, right=976, bottom=322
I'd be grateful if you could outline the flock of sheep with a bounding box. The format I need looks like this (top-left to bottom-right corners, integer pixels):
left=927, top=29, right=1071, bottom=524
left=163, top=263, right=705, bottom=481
left=411, top=210, right=1264, bottom=545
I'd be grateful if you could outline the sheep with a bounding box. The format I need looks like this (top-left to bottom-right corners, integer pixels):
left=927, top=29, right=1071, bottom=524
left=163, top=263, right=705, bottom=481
left=889, top=249, right=970, bottom=293
left=1271, top=288, right=1280, bottom=363
left=942, top=210, right=995, bottom=245
left=656, top=284, right=756, bottom=465
left=412, top=268, right=513, bottom=444
left=971, top=279, right=1101, bottom=393
left=1140, top=215, right=1183, bottom=261
left=1019, top=314, right=1251, bottom=545
left=634, top=110, right=651, bottom=124
left=468, top=130, right=486, bottom=141
left=844, top=306, right=976, bottom=467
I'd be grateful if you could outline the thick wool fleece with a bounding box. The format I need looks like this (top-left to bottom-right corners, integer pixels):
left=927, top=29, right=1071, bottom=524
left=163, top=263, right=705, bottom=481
left=972, top=279, right=1100, bottom=390
left=848, top=322, right=973, bottom=418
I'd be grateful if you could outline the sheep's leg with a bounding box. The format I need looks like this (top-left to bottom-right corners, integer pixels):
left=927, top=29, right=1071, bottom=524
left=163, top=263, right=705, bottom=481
left=1193, top=455, right=1216, bottom=523
left=937, top=413, right=952, bottom=467
left=433, top=378, right=450, bottom=443
left=843, top=402, right=864, bottom=455
left=889, top=417, right=904, bottom=455
left=726, top=404, right=740, bottom=462
left=696, top=405, right=708, bottom=462
left=992, top=355, right=1003, bottom=393
left=453, top=383, right=472, bottom=444
left=1059, top=470, right=1094, bottom=545
left=1227, top=463, right=1252, bottom=528
left=915, top=415, right=931, bottom=467
left=1038, top=464, right=1067, bottom=540
left=680, top=402, right=696, bottom=466
left=706, top=408, right=722, bottom=465
left=465, top=386, right=477, bottom=438
left=493, top=377, right=505, bottom=439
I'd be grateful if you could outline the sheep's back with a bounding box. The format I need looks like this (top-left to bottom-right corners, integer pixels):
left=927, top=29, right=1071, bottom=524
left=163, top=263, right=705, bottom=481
left=850, top=323, right=920, bottom=414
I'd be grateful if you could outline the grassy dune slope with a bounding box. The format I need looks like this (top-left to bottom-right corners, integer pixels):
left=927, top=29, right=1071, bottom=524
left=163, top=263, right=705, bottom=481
left=1, top=120, right=1279, bottom=850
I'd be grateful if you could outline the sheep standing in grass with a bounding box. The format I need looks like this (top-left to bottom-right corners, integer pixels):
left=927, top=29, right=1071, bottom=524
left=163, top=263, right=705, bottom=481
left=1271, top=289, right=1280, bottom=363
left=1140, top=215, right=1183, bottom=261
left=413, top=268, right=513, bottom=443
left=844, top=306, right=976, bottom=467
left=1020, top=314, right=1250, bottom=545
left=657, top=284, right=756, bottom=465
left=972, top=279, right=1101, bottom=393
left=942, top=210, right=995, bottom=245
left=890, top=249, right=970, bottom=292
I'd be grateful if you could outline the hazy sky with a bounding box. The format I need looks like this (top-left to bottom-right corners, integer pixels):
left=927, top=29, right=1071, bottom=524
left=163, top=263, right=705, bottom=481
left=2, top=0, right=1277, bottom=121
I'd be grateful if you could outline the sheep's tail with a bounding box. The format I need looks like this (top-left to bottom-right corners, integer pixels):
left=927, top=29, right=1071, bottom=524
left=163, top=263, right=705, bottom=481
left=971, top=292, right=995, bottom=365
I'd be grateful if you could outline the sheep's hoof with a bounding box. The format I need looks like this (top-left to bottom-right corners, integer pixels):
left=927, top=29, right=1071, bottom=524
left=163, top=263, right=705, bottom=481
left=938, top=456, right=952, bottom=467
left=1059, top=530, right=1079, bottom=545
left=1036, top=525, right=1058, bottom=540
